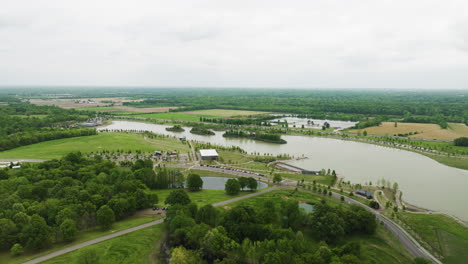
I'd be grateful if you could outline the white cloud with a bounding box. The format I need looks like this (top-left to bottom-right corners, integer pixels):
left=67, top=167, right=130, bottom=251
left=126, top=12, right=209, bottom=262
left=0, top=0, right=467, bottom=88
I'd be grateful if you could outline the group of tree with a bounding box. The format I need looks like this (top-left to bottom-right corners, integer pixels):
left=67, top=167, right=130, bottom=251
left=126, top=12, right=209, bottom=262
left=0, top=152, right=158, bottom=253
left=223, top=130, right=286, bottom=144
left=224, top=177, right=257, bottom=195
left=190, top=127, right=215, bottom=135
left=0, top=100, right=97, bottom=151
left=166, top=125, right=185, bottom=132
left=199, top=116, right=274, bottom=126
left=164, top=190, right=386, bottom=264
left=454, top=137, right=468, bottom=147
left=133, top=162, right=185, bottom=189
left=121, top=89, right=468, bottom=126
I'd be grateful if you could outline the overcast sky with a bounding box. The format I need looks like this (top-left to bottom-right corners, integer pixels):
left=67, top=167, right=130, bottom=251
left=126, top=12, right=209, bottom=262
left=1, top=0, right=468, bottom=89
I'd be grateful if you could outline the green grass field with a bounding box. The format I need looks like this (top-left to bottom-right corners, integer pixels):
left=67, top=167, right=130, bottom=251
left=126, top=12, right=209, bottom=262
left=0, top=133, right=189, bottom=159
left=399, top=213, right=468, bottom=264
left=41, top=224, right=164, bottom=264
left=153, top=188, right=256, bottom=207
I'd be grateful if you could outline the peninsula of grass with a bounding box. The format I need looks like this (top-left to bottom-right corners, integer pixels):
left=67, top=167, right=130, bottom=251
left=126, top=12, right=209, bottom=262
left=223, top=130, right=287, bottom=144
left=165, top=124, right=185, bottom=132
left=0, top=133, right=189, bottom=159
left=190, top=126, right=215, bottom=135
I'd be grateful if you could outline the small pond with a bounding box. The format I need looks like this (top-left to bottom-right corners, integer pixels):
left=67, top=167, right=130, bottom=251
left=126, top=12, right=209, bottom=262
left=200, top=176, right=268, bottom=190
left=298, top=203, right=315, bottom=214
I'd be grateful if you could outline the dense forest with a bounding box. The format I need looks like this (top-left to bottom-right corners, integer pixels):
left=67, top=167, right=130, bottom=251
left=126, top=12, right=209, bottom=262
left=164, top=192, right=382, bottom=263
left=0, top=99, right=95, bottom=150
left=0, top=153, right=158, bottom=252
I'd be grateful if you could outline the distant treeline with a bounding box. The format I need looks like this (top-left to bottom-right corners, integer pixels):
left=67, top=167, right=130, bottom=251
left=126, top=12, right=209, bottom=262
left=119, top=89, right=468, bottom=125
left=223, top=130, right=287, bottom=144
left=0, top=100, right=95, bottom=151
left=0, top=129, right=97, bottom=151
left=199, top=116, right=275, bottom=126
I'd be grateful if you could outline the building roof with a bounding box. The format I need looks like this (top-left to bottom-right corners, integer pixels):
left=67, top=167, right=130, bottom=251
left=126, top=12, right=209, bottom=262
left=199, top=149, right=219, bottom=157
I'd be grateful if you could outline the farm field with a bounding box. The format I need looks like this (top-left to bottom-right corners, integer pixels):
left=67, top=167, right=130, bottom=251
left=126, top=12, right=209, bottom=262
left=132, top=109, right=270, bottom=121
left=41, top=225, right=164, bottom=264
left=399, top=213, right=468, bottom=264
left=75, top=106, right=178, bottom=114
left=349, top=122, right=468, bottom=141
left=0, top=133, right=189, bottom=159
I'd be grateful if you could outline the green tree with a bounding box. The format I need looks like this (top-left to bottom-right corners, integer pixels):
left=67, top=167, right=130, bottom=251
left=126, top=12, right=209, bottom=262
left=23, top=214, right=52, bottom=249
left=10, top=243, right=23, bottom=256
left=225, top=179, right=241, bottom=195
left=196, top=204, right=218, bottom=227
left=169, top=246, right=205, bottom=264
left=273, top=174, right=282, bottom=184
left=165, top=189, right=191, bottom=205
left=186, top=173, right=203, bottom=191
left=413, top=257, right=432, bottom=264
left=0, top=218, right=17, bottom=250
left=60, top=219, right=77, bottom=241
left=238, top=177, right=249, bottom=190
left=247, top=177, right=258, bottom=191
left=96, top=205, right=115, bottom=230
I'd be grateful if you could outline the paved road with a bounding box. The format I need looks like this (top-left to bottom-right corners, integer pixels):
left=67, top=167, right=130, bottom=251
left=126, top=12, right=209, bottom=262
left=22, top=186, right=279, bottom=264
left=300, top=183, right=441, bottom=264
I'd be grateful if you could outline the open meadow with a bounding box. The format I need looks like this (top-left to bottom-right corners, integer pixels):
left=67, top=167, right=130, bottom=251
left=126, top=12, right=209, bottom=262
left=0, top=133, right=189, bottom=159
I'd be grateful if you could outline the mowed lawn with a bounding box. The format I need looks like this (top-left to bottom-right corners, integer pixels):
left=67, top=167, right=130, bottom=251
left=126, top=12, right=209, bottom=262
left=0, top=133, right=189, bottom=159
left=153, top=188, right=260, bottom=207
left=399, top=213, right=468, bottom=264
left=350, top=122, right=468, bottom=140
left=42, top=224, right=164, bottom=264
left=132, top=109, right=270, bottom=121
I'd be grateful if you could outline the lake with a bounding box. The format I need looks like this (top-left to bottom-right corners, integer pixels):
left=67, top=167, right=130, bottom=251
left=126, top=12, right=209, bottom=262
left=99, top=121, right=468, bottom=221
left=200, top=176, right=268, bottom=190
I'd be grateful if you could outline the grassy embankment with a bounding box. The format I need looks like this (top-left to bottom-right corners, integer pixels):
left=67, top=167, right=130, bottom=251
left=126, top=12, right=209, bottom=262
left=228, top=188, right=414, bottom=264
left=0, top=133, right=189, bottom=160
left=41, top=224, right=165, bottom=264
left=398, top=213, right=468, bottom=264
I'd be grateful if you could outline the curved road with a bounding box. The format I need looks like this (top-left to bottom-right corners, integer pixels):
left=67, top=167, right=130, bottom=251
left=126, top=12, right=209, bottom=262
left=23, top=167, right=440, bottom=264
left=22, top=186, right=279, bottom=264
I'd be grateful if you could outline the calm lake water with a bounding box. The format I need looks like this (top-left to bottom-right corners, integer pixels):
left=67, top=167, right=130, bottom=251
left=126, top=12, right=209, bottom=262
left=100, top=121, right=468, bottom=220
left=200, top=177, right=268, bottom=190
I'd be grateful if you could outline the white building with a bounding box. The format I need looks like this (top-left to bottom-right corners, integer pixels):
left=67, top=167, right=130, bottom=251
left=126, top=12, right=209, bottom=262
left=199, top=149, right=219, bottom=161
